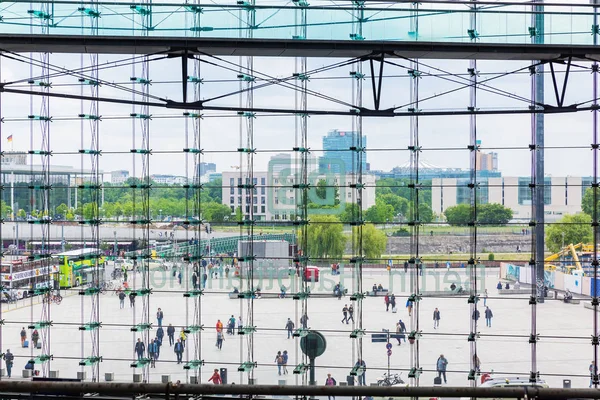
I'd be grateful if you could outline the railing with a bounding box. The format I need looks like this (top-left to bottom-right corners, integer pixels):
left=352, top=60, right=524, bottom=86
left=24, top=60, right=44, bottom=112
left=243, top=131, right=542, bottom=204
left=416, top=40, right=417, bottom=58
left=0, top=382, right=598, bottom=399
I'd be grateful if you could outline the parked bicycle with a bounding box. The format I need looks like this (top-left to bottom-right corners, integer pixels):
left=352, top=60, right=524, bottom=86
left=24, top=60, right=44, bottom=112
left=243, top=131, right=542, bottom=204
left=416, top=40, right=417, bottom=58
left=42, top=292, right=62, bottom=305
left=377, top=372, right=405, bottom=386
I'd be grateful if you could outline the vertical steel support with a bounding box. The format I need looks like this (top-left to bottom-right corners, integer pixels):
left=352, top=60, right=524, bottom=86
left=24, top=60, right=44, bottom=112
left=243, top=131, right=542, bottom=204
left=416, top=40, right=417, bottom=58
left=530, top=0, right=544, bottom=384
left=592, top=0, right=599, bottom=389
left=468, top=0, right=479, bottom=388
left=408, top=1, right=420, bottom=390
left=293, top=0, right=309, bottom=387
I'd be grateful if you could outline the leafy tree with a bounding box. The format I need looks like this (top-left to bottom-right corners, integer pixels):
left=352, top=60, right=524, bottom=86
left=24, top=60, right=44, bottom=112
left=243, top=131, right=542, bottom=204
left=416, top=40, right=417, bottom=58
left=365, top=201, right=395, bottom=223
left=0, top=201, right=12, bottom=219
left=17, top=209, right=26, bottom=219
left=83, top=202, right=99, bottom=220
left=478, top=203, right=513, bottom=225
left=418, top=203, right=434, bottom=223
left=203, top=202, right=232, bottom=222
left=353, top=224, right=387, bottom=260
left=339, top=203, right=361, bottom=223
left=66, top=210, right=75, bottom=221
left=235, top=206, right=243, bottom=222
left=378, top=193, right=409, bottom=217
left=546, top=213, right=593, bottom=253
left=55, top=203, right=68, bottom=216
left=308, top=179, right=339, bottom=208
left=300, top=214, right=346, bottom=259
left=444, top=204, right=472, bottom=226
left=206, top=178, right=223, bottom=203
left=582, top=187, right=600, bottom=218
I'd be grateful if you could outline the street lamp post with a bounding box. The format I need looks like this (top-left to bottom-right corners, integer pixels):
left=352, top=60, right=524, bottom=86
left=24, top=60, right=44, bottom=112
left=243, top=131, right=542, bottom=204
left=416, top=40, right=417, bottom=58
left=113, top=231, right=117, bottom=257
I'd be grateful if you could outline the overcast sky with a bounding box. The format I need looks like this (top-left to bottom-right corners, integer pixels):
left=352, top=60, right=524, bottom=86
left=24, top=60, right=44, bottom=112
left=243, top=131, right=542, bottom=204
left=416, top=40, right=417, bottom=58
left=1, top=0, right=598, bottom=179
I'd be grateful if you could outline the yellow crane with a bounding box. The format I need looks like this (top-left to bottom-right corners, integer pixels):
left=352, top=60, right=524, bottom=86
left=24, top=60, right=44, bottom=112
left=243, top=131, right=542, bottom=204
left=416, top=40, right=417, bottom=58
left=544, top=243, right=584, bottom=275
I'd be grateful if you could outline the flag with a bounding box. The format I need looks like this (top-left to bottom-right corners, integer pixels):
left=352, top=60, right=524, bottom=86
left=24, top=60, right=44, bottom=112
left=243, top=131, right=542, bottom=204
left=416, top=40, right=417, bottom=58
left=7, top=135, right=12, bottom=143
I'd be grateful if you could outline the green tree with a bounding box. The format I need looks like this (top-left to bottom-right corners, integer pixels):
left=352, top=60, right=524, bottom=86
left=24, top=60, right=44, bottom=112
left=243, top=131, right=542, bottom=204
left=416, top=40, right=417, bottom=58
left=365, top=202, right=395, bottom=223
left=582, top=187, right=600, bottom=218
left=206, top=178, right=223, bottom=203
left=17, top=209, right=26, bottom=219
left=300, top=214, right=346, bottom=259
left=308, top=179, right=339, bottom=207
left=235, top=206, right=243, bottom=222
left=203, top=202, right=232, bottom=222
left=0, top=201, right=12, bottom=219
left=546, top=213, right=593, bottom=253
left=66, top=210, right=75, bottom=221
left=339, top=203, right=361, bottom=223
left=478, top=203, right=513, bottom=225
left=418, top=203, right=434, bottom=223
left=353, top=224, right=387, bottom=260
left=378, top=193, right=409, bottom=217
left=55, top=203, right=68, bottom=216
left=444, top=204, right=472, bottom=226
left=82, top=202, right=99, bottom=220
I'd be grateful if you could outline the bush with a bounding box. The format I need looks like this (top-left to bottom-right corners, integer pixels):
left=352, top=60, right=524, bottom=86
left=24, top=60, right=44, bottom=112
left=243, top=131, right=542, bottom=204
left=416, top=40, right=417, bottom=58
left=488, top=253, right=495, bottom=261
left=391, top=228, right=410, bottom=237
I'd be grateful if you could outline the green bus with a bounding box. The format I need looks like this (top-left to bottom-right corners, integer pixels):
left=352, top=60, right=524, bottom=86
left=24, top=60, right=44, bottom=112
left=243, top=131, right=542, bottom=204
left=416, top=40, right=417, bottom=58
left=55, top=248, right=106, bottom=288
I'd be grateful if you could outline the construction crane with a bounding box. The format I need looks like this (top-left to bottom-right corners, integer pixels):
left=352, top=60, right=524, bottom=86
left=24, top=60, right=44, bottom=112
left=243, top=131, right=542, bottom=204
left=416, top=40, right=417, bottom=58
left=544, top=243, right=584, bottom=275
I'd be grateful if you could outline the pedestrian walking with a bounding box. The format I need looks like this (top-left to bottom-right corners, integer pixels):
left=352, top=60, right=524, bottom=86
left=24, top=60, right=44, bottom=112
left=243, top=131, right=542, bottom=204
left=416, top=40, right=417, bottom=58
left=590, top=361, right=598, bottom=387
left=275, top=351, right=283, bottom=375
left=157, top=326, right=164, bottom=346
left=227, top=315, right=236, bottom=335
left=384, top=294, right=390, bottom=312
left=32, top=329, right=39, bottom=348
left=406, top=299, right=413, bottom=316
left=282, top=350, right=289, bottom=374
left=472, top=309, right=481, bottom=322
left=436, top=354, right=448, bottom=384
left=174, top=339, right=184, bottom=364
left=390, top=294, right=396, bottom=312
left=484, top=306, right=493, bottom=327
left=191, top=272, right=198, bottom=289
left=354, top=359, right=366, bottom=386
left=209, top=369, right=222, bottom=384
left=325, top=373, right=337, bottom=400
left=155, top=336, right=162, bottom=357
left=473, top=354, right=481, bottom=373
left=134, top=338, right=145, bottom=361
left=167, top=324, right=175, bottom=346
left=129, top=292, right=135, bottom=307
left=178, top=270, right=182, bottom=285
left=285, top=318, right=295, bottom=339
left=156, top=308, right=164, bottom=327
left=180, top=329, right=187, bottom=348
left=216, top=319, right=223, bottom=333
left=300, top=314, right=309, bottom=329
left=348, top=305, right=355, bottom=323
left=395, top=322, right=403, bottom=345
left=341, top=305, right=349, bottom=324
left=148, top=339, right=157, bottom=368
left=216, top=331, right=225, bottom=350
left=404, top=260, right=408, bottom=273
left=483, top=289, right=488, bottom=306
left=4, top=350, right=13, bottom=378
left=20, top=328, right=26, bottom=347
left=202, top=272, right=208, bottom=288
left=118, top=291, right=126, bottom=309
left=238, top=316, right=243, bottom=331
left=433, top=308, right=441, bottom=329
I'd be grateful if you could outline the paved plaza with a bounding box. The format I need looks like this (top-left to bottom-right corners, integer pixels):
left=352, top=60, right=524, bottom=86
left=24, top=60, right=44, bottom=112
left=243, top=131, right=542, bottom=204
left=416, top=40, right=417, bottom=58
left=0, top=265, right=592, bottom=389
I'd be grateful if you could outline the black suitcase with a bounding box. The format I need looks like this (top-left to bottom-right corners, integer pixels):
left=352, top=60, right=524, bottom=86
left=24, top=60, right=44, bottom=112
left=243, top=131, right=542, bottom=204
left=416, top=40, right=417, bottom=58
left=434, top=377, right=442, bottom=385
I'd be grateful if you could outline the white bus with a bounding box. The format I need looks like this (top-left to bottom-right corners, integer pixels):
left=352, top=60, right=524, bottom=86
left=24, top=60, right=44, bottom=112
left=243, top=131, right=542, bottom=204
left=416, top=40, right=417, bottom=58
left=1, top=256, right=59, bottom=301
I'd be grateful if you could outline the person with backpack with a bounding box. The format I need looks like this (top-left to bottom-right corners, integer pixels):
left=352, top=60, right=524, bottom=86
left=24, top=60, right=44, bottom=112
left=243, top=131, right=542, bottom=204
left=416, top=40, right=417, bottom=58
left=433, top=308, right=441, bottom=329
left=148, top=339, right=157, bottom=368
left=406, top=299, right=413, bottom=316
left=167, top=324, right=175, bottom=346
left=285, top=318, right=295, bottom=339
left=156, top=326, right=164, bottom=346
left=300, top=314, right=309, bottom=329
left=180, top=329, right=187, bottom=348
left=390, top=294, right=396, bottom=312
left=325, top=373, right=337, bottom=400
left=398, top=319, right=407, bottom=343
left=20, top=328, right=26, bottom=347
left=275, top=351, right=284, bottom=375
left=4, top=349, right=14, bottom=378
left=484, top=306, right=493, bottom=327
left=118, top=291, right=126, bottom=309
left=472, top=309, right=481, bottom=322
left=129, top=292, right=136, bottom=308
left=31, top=329, right=40, bottom=348
left=348, top=305, right=355, bottom=323
left=174, top=339, right=184, bottom=364
left=216, top=331, right=225, bottom=350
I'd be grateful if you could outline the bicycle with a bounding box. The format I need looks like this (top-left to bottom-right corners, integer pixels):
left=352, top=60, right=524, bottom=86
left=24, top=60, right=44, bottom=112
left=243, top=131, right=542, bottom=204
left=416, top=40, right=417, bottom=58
left=42, top=292, right=62, bottom=305
left=377, top=373, right=405, bottom=386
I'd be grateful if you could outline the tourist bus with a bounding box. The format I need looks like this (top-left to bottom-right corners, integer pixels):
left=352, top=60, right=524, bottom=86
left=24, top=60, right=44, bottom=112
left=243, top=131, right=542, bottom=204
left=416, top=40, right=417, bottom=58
left=1, top=256, right=59, bottom=301
left=54, top=248, right=106, bottom=288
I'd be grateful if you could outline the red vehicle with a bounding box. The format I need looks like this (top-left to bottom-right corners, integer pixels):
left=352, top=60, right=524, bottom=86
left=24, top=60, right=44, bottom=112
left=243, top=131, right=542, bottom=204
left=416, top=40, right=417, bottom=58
left=303, top=266, right=320, bottom=282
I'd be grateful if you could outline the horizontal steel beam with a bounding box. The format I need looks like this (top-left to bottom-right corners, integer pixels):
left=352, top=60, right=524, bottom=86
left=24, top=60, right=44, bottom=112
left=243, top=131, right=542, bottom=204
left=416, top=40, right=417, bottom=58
left=1, top=34, right=599, bottom=60
left=0, top=382, right=600, bottom=399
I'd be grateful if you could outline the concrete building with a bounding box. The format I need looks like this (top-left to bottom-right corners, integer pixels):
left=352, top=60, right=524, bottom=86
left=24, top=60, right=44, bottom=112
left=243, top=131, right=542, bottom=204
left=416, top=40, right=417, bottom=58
left=197, top=162, right=216, bottom=177
left=476, top=151, right=498, bottom=172
left=432, top=176, right=590, bottom=221
left=150, top=175, right=188, bottom=185
left=319, top=129, right=367, bottom=174
left=110, top=170, right=129, bottom=184
left=371, top=158, right=501, bottom=180
left=222, top=171, right=376, bottom=221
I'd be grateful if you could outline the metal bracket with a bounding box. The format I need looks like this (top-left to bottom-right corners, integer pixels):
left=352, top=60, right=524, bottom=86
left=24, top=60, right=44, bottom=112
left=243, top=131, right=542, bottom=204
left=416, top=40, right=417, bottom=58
left=369, top=54, right=384, bottom=111
left=548, top=57, right=572, bottom=108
